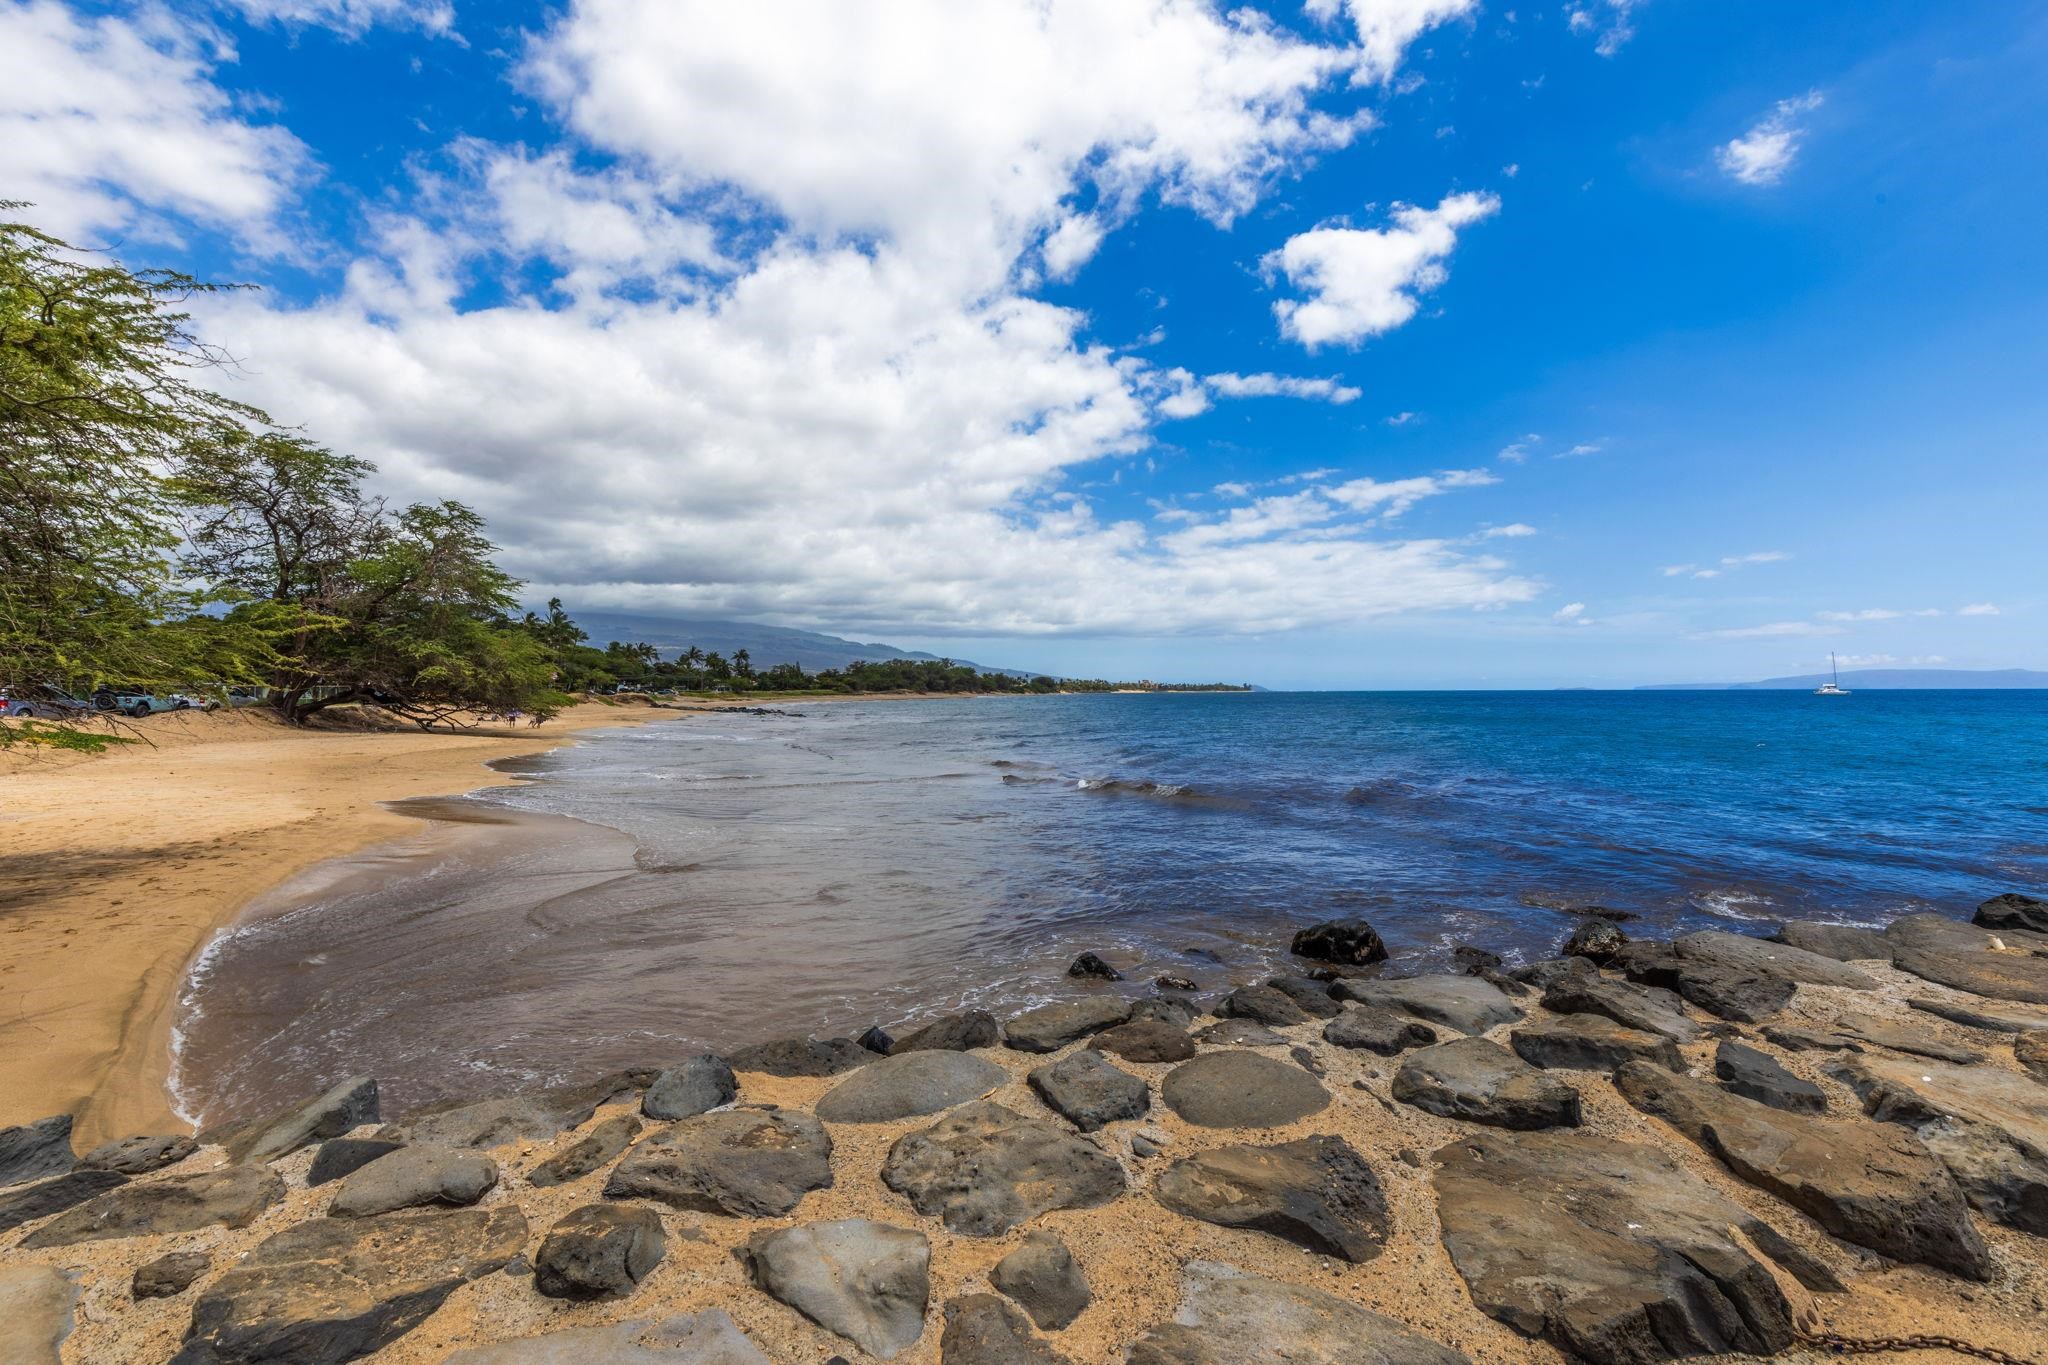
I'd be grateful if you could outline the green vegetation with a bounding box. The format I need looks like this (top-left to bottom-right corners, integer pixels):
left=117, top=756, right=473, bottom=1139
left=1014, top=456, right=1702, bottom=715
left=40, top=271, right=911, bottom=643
left=1, top=207, right=1242, bottom=739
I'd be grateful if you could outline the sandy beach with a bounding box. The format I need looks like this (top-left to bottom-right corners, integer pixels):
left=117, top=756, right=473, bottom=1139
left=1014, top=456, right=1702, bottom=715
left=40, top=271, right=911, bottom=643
left=0, top=701, right=687, bottom=1149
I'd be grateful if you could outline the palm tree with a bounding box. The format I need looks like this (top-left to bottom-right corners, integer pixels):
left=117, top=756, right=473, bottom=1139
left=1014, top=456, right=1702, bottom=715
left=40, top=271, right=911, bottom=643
left=680, top=646, right=706, bottom=670
left=733, top=648, right=754, bottom=679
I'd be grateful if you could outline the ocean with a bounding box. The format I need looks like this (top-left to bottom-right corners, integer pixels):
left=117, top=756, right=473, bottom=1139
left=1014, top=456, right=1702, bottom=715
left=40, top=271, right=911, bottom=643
left=171, top=689, right=2048, bottom=1124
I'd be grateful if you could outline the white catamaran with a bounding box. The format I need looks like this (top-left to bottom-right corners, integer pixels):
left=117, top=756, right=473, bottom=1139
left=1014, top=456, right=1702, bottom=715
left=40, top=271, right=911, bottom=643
left=1814, top=653, right=1850, bottom=695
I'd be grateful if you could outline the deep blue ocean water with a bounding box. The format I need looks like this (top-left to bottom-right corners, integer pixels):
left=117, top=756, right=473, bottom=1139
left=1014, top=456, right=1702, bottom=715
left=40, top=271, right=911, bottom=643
left=175, top=690, right=2048, bottom=1121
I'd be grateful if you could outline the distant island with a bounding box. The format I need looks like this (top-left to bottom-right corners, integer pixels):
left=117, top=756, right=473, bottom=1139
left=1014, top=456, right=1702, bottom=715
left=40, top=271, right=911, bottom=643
left=1640, top=667, right=2048, bottom=691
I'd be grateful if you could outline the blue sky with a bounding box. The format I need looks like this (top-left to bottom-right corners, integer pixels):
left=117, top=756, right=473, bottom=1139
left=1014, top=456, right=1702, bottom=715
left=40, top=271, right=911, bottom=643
left=5, top=0, right=2043, bottom=687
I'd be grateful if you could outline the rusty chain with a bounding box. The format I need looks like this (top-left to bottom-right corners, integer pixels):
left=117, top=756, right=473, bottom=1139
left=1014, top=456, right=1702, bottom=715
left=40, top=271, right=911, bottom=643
left=1797, top=1326, right=2042, bottom=1365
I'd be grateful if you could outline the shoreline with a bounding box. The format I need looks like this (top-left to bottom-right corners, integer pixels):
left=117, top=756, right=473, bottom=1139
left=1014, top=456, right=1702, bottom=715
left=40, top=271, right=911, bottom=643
left=0, top=701, right=690, bottom=1149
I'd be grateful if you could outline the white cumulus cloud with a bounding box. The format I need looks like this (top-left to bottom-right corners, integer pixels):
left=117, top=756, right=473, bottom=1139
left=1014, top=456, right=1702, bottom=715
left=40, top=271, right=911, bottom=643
left=227, top=0, right=454, bottom=36
left=1718, top=91, right=1824, bottom=187
left=1204, top=372, right=1362, bottom=403
left=1265, top=191, right=1500, bottom=348
left=1959, top=602, right=2001, bottom=616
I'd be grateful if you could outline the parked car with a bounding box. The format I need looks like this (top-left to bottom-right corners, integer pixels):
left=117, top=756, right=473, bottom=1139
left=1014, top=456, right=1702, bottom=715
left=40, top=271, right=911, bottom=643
left=0, top=688, right=95, bottom=719
left=92, top=687, right=180, bottom=718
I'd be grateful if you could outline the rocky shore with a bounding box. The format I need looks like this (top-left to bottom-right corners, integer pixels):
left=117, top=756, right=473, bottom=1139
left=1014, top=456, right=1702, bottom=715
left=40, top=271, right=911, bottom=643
left=3, top=895, right=2047, bottom=1364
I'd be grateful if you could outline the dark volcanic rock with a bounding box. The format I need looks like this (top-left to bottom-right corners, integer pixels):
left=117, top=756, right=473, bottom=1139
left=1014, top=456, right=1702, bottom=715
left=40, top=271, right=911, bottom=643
left=1509, top=1014, right=1682, bottom=1073
left=1909, top=997, right=2048, bottom=1034
left=307, top=1138, right=403, bottom=1189
left=1329, top=975, right=1524, bottom=1036
left=134, top=1251, right=211, bottom=1299
left=857, top=1024, right=897, bottom=1055
left=1128, top=996, right=1198, bottom=1029
left=1217, top=984, right=1311, bottom=1027
left=438, top=1312, right=769, bottom=1364
left=1887, top=914, right=2048, bottom=1005
left=218, top=1076, right=378, bottom=1164
left=1193, top=1019, right=1284, bottom=1048
left=727, top=1036, right=872, bottom=1078
left=1670, top=964, right=1797, bottom=1023
left=1154, top=975, right=1200, bottom=993
left=328, top=1145, right=497, bottom=1218
left=527, top=1115, right=641, bottom=1189
left=890, top=1010, right=1001, bottom=1054
left=643, top=1056, right=738, bottom=1120
left=990, top=1231, right=1089, bottom=1330
left=0, top=1115, right=75, bottom=1189
left=881, top=1101, right=1124, bottom=1236
left=604, top=1110, right=832, bottom=1217
left=79, top=1133, right=196, bottom=1175
left=535, top=1203, right=665, bottom=1299
left=1835, top=1012, right=1986, bottom=1064
left=1028, top=1051, right=1148, bottom=1132
left=0, top=1167, right=127, bottom=1235
left=1394, top=1039, right=1582, bottom=1129
left=382, top=1094, right=594, bottom=1150
left=1614, top=1060, right=1990, bottom=1278
left=1674, top=930, right=1878, bottom=990
left=1562, top=919, right=1627, bottom=965
left=1542, top=976, right=1697, bottom=1043
left=1831, top=1050, right=2048, bottom=1236
left=745, top=1220, right=929, bottom=1360
left=1770, top=921, right=1894, bottom=962
left=21, top=1165, right=282, bottom=1248
left=1321, top=1006, right=1436, bottom=1056
left=1066, top=952, right=1122, bottom=982
left=1761, top=1023, right=1855, bottom=1052
left=1002, top=998, right=1132, bottom=1053
left=1976, top=892, right=2048, bottom=935
left=1508, top=956, right=1597, bottom=991
left=1092, top=1020, right=1196, bottom=1064
left=940, top=1293, right=1067, bottom=1364
left=1263, top=976, right=1342, bottom=1019
left=1433, top=1129, right=1830, bottom=1365
left=1128, top=1261, right=1468, bottom=1365
left=1152, top=1135, right=1390, bottom=1262
left=1714, top=1041, right=1825, bottom=1113
left=1160, top=1051, right=1329, bottom=1129
left=816, top=1050, right=1006, bottom=1124
left=172, top=1205, right=527, bottom=1365
left=1289, top=917, right=1387, bottom=966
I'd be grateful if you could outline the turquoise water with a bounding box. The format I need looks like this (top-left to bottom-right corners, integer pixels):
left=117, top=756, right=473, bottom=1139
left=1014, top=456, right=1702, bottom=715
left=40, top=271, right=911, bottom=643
left=175, top=690, right=2048, bottom=1121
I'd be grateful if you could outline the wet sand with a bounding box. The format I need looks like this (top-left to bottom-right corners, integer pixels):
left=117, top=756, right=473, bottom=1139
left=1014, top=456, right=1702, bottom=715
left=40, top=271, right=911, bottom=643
left=0, top=702, right=685, bottom=1148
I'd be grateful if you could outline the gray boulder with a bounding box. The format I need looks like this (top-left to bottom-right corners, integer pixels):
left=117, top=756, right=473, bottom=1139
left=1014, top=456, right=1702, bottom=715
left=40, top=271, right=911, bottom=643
left=1673, top=929, right=1878, bottom=989
left=1152, top=1135, right=1389, bottom=1262
left=79, top=1133, right=196, bottom=1175
left=535, top=1203, right=665, bottom=1299
left=0, top=1168, right=126, bottom=1235
left=1509, top=1014, right=1682, bottom=1073
left=217, top=1076, right=378, bottom=1164
left=134, top=1251, right=211, bottom=1299
left=1321, top=1006, right=1435, bottom=1056
left=1160, top=1051, right=1329, bottom=1129
left=815, top=1049, right=1005, bottom=1124
left=1289, top=918, right=1388, bottom=966
left=172, top=1205, right=527, bottom=1364
left=1330, top=975, right=1523, bottom=1035
left=1834, top=1012, right=1986, bottom=1064
left=1217, top=985, right=1310, bottom=1027
left=307, top=1138, right=402, bottom=1188
left=1509, top=956, right=1597, bottom=991
left=1714, top=1041, right=1825, bottom=1113
left=0, top=1265, right=77, bottom=1365
left=1027, top=1051, right=1149, bottom=1132
left=1770, top=921, right=1893, bottom=962
left=1092, top=1019, right=1195, bottom=1063
left=1909, top=997, right=2048, bottom=1033
left=1887, top=914, right=2048, bottom=1005
left=1668, top=964, right=1795, bottom=1024
left=380, top=1093, right=595, bottom=1149
left=1831, top=1050, right=2048, bottom=1236
left=1614, top=1060, right=1989, bottom=1278
left=1003, top=998, right=1132, bottom=1053
left=605, top=1109, right=832, bottom=1217
left=21, top=1164, right=282, bottom=1248
left=890, top=1010, right=1000, bottom=1054
left=328, top=1144, right=497, bottom=1218
left=527, top=1114, right=641, bottom=1188
left=1762, top=1023, right=1855, bottom=1052
left=1562, top=919, right=1627, bottom=965
left=941, top=1294, right=1067, bottom=1364
left=643, top=1056, right=737, bottom=1120
left=1263, top=975, right=1342, bottom=1019
left=1433, top=1129, right=1834, bottom=1364
left=745, top=1220, right=930, bottom=1360
left=727, top=1035, right=872, bottom=1077
left=990, top=1231, right=1089, bottom=1330
left=1128, top=1261, right=1466, bottom=1365
left=1129, top=996, right=1197, bottom=1029
left=881, top=1101, right=1124, bottom=1236
left=0, top=1115, right=75, bottom=1189
left=441, top=1313, right=768, bottom=1364
left=1541, top=975, right=1697, bottom=1042
left=1193, top=1019, right=1284, bottom=1048
left=1394, top=1038, right=1582, bottom=1129
left=1975, top=892, right=2048, bottom=935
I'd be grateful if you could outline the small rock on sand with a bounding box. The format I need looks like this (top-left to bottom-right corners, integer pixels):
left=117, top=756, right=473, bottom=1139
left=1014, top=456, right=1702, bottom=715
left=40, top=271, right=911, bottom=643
left=990, top=1231, right=1090, bottom=1329
left=1160, top=1051, right=1329, bottom=1129
left=1128, top=1261, right=1467, bottom=1365
left=745, top=1219, right=930, bottom=1360
left=815, top=1049, right=1006, bottom=1124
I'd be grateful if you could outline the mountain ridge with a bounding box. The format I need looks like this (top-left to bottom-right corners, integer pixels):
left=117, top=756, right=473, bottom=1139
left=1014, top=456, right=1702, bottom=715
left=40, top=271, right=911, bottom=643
left=559, top=609, right=1034, bottom=677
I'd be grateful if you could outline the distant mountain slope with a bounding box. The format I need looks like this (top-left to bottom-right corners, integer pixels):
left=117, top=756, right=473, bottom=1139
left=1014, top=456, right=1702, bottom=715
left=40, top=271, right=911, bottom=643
left=563, top=610, right=1032, bottom=677
left=1641, top=668, right=2048, bottom=691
